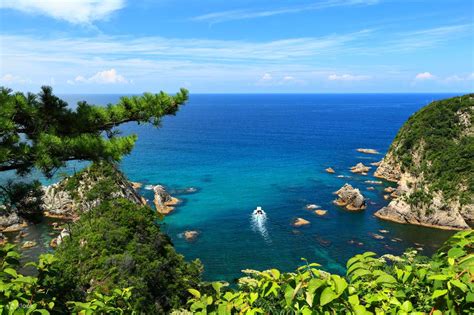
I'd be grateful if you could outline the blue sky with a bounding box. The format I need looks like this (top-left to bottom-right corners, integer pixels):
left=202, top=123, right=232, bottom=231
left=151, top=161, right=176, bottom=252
left=0, top=0, right=473, bottom=93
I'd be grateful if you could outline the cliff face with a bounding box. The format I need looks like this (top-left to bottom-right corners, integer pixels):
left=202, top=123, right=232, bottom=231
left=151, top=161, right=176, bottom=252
left=374, top=94, right=473, bottom=230
left=42, top=163, right=145, bottom=219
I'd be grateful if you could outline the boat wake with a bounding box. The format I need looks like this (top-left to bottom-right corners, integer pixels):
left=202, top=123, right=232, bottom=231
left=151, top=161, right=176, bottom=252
left=251, top=208, right=271, bottom=243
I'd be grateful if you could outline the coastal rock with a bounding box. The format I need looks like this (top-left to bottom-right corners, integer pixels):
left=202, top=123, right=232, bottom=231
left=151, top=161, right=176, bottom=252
left=42, top=164, right=145, bottom=219
left=293, top=218, right=310, bottom=227
left=367, top=186, right=375, bottom=190
left=130, top=181, right=142, bottom=190
left=372, top=96, right=473, bottom=230
left=369, top=233, right=384, bottom=240
left=384, top=187, right=396, bottom=193
left=370, top=161, right=382, bottom=167
left=314, top=210, right=327, bottom=216
left=184, top=230, right=199, bottom=241
left=334, top=184, right=366, bottom=211
left=365, top=180, right=382, bottom=185
left=0, top=212, right=27, bottom=232
left=153, top=185, right=179, bottom=215
left=375, top=197, right=470, bottom=230
left=305, top=204, right=319, bottom=210
left=350, top=163, right=371, bottom=174
left=22, top=241, right=37, bottom=249
left=0, top=233, right=6, bottom=245
left=325, top=167, right=335, bottom=174
left=357, top=148, right=380, bottom=154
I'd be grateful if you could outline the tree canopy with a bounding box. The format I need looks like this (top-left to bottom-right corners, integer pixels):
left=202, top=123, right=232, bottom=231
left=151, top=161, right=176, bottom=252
left=0, top=86, right=188, bottom=177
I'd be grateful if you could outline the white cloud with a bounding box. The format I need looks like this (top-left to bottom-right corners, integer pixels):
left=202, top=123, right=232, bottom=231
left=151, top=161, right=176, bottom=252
left=68, top=69, right=128, bottom=84
left=0, top=73, right=31, bottom=84
left=192, top=0, right=380, bottom=24
left=261, top=73, right=273, bottom=81
left=328, top=74, right=371, bottom=81
left=415, top=72, right=435, bottom=80
left=0, top=0, right=125, bottom=24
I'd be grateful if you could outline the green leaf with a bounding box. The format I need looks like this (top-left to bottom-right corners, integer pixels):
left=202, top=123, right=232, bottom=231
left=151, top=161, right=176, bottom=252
left=400, top=300, right=413, bottom=312
left=348, top=295, right=359, bottom=306
left=447, top=247, right=465, bottom=259
left=428, top=274, right=450, bottom=281
left=375, top=274, right=397, bottom=285
left=320, top=287, right=337, bottom=306
left=187, top=289, right=201, bottom=299
left=269, top=269, right=280, bottom=280
left=249, top=292, right=258, bottom=305
left=431, top=289, right=448, bottom=299
left=3, top=268, right=18, bottom=278
left=449, top=279, right=468, bottom=292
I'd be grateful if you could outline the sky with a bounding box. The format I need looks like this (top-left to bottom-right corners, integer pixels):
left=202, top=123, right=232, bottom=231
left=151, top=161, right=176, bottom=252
left=0, top=0, right=473, bottom=93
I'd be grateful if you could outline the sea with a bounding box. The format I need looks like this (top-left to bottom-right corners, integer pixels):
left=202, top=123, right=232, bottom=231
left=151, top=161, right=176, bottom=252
left=3, top=93, right=461, bottom=282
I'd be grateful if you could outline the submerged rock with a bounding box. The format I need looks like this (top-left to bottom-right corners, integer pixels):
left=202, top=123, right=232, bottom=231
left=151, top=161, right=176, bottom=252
left=184, top=230, right=199, bottom=241
left=293, top=218, right=310, bottom=227
left=314, top=210, right=327, bottom=216
left=334, top=184, right=366, bottom=210
left=325, top=167, right=335, bottom=174
left=350, top=163, right=371, bottom=174
left=357, top=148, right=380, bottom=154
left=305, top=204, right=319, bottom=210
left=22, top=241, right=37, bottom=249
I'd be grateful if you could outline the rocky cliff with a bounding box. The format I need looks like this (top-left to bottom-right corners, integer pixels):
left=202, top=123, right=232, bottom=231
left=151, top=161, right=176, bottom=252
left=42, top=162, right=145, bottom=219
left=374, top=94, right=473, bottom=230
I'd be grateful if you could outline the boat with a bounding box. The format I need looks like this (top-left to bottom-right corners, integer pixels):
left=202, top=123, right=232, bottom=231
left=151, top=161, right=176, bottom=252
left=253, top=206, right=266, bottom=216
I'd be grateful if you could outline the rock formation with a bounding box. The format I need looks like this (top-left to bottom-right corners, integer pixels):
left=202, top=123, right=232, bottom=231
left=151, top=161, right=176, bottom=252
left=325, top=167, right=335, bottom=174
left=350, top=163, right=371, bottom=174
left=334, top=184, right=366, bottom=210
left=0, top=211, right=27, bottom=232
left=184, top=230, right=199, bottom=241
left=374, top=95, right=473, bottom=230
left=293, top=218, right=310, bottom=227
left=42, top=163, right=145, bottom=219
left=153, top=185, right=179, bottom=215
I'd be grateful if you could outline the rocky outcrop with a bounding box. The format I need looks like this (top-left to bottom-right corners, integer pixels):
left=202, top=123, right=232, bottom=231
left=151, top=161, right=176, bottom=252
left=293, top=218, right=310, bottom=227
left=0, top=211, right=27, bottom=232
left=153, top=185, right=179, bottom=215
left=375, top=198, right=470, bottom=230
left=350, top=163, right=371, bottom=174
left=42, top=164, right=144, bottom=219
left=373, top=95, right=473, bottom=230
left=184, top=230, right=199, bottom=241
left=334, top=184, right=366, bottom=210
left=325, top=167, right=335, bottom=174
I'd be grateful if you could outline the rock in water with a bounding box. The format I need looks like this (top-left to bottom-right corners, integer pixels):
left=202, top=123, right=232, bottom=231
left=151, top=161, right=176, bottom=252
left=373, top=95, right=473, bottom=230
left=334, top=183, right=366, bottom=210
left=22, top=241, right=37, bottom=249
left=305, top=204, right=319, bottom=210
left=0, top=211, right=27, bottom=232
left=350, top=163, right=371, bottom=174
left=325, top=167, right=335, bottom=174
left=153, top=185, right=179, bottom=215
left=293, top=218, right=310, bottom=227
left=357, top=148, right=380, bottom=154
left=314, top=210, right=327, bottom=216
left=184, top=230, right=199, bottom=241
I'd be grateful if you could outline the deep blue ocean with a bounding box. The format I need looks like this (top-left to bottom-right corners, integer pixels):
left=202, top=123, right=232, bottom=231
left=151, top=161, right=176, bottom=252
left=8, top=93, right=462, bottom=281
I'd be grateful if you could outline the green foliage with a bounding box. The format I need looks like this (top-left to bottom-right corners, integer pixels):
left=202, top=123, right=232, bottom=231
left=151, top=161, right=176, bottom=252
left=389, top=94, right=473, bottom=203
left=0, top=180, right=44, bottom=221
left=0, top=86, right=188, bottom=177
left=49, top=198, right=202, bottom=313
left=0, top=243, right=59, bottom=314
left=180, top=231, right=474, bottom=314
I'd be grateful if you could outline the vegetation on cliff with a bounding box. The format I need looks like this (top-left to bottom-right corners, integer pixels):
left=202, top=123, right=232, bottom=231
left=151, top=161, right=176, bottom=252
left=389, top=94, right=473, bottom=204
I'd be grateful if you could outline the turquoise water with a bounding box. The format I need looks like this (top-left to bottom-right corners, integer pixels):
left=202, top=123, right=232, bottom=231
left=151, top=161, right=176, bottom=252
left=7, top=93, right=460, bottom=281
